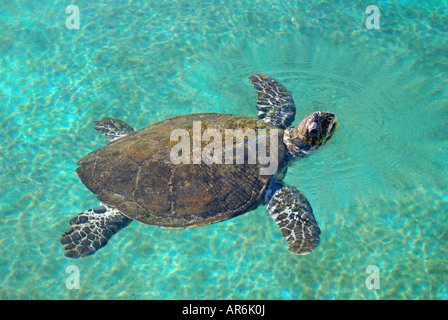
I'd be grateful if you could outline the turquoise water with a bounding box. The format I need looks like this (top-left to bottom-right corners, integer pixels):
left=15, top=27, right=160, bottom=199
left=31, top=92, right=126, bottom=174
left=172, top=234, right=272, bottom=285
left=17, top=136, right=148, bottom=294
left=0, top=0, right=447, bottom=299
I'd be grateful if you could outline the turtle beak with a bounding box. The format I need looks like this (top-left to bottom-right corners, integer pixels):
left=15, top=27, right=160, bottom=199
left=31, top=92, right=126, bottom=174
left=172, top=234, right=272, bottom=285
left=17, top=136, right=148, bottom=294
left=324, top=113, right=338, bottom=139
left=313, top=111, right=337, bottom=146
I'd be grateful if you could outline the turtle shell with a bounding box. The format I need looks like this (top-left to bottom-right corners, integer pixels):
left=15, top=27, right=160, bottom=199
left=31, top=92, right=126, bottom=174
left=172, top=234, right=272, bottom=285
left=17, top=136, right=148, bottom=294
left=76, top=113, right=288, bottom=228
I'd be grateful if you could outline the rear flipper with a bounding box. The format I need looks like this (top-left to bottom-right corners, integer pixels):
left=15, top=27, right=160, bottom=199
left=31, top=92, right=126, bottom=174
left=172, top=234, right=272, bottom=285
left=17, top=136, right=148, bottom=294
left=266, top=183, right=321, bottom=255
left=60, top=204, right=132, bottom=258
left=94, top=117, right=134, bottom=141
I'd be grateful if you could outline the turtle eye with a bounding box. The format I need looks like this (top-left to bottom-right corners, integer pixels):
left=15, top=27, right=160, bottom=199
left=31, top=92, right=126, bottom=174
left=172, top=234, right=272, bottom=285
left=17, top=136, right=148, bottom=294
left=308, top=124, right=320, bottom=137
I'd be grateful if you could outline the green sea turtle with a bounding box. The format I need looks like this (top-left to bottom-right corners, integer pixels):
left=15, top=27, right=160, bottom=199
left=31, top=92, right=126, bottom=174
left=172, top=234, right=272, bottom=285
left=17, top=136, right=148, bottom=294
left=61, top=73, right=338, bottom=258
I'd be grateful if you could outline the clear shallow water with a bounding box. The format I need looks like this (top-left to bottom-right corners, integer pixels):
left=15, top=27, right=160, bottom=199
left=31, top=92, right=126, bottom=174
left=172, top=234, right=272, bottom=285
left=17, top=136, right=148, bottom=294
left=0, top=0, right=447, bottom=299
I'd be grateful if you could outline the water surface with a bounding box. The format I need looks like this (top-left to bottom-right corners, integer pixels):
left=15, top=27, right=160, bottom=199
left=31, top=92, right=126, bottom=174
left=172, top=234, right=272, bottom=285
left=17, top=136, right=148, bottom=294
left=0, top=0, right=447, bottom=299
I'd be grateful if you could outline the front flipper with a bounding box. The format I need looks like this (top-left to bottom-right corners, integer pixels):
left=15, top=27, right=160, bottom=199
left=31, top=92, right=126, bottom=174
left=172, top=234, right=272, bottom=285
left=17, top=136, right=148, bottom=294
left=249, top=73, right=296, bottom=129
left=60, top=204, right=132, bottom=258
left=94, top=117, right=134, bottom=141
left=266, top=184, right=321, bottom=255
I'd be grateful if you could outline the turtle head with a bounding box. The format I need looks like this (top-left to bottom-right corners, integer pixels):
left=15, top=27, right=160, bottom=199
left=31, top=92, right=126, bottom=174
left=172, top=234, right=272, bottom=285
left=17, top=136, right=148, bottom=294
left=284, top=111, right=338, bottom=157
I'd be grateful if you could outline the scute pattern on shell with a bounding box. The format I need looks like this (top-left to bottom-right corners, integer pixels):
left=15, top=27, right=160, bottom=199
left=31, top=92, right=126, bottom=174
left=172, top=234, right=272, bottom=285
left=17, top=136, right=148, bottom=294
left=76, top=113, right=288, bottom=228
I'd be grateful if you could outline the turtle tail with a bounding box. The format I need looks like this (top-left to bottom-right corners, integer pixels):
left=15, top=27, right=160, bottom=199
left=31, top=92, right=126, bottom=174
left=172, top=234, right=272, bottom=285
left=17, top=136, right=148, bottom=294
left=60, top=204, right=132, bottom=258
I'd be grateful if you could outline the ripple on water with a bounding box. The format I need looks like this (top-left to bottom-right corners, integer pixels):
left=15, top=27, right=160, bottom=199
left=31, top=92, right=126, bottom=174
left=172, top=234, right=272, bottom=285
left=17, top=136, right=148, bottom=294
left=173, top=35, right=447, bottom=203
left=1, top=0, right=447, bottom=300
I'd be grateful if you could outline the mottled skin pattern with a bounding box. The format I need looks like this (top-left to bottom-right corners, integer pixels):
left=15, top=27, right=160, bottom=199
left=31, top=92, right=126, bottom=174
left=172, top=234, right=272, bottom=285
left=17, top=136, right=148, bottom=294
left=60, top=73, right=338, bottom=258
left=266, top=184, right=321, bottom=254
left=94, top=117, right=135, bottom=141
left=76, top=114, right=287, bottom=228
left=60, top=205, right=131, bottom=258
left=249, top=73, right=296, bottom=129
